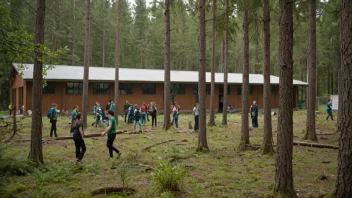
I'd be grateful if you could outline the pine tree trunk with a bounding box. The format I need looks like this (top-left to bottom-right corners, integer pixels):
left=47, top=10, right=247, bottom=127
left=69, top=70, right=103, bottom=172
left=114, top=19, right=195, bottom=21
left=208, top=0, right=216, bottom=126
left=274, top=0, right=297, bottom=196
left=197, top=0, right=209, bottom=151
left=82, top=0, right=91, bottom=128
left=221, top=0, right=229, bottom=126
left=163, top=0, right=171, bottom=130
left=114, top=0, right=121, bottom=124
left=334, top=0, right=352, bottom=197
left=262, top=0, right=274, bottom=155
left=305, top=0, right=318, bottom=141
left=103, top=28, right=107, bottom=67
left=28, top=0, right=45, bottom=165
left=72, top=0, right=76, bottom=65
left=240, top=9, right=250, bottom=147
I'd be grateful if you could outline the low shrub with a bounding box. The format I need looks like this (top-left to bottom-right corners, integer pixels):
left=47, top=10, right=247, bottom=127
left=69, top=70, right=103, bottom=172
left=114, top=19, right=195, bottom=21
left=151, top=161, right=186, bottom=193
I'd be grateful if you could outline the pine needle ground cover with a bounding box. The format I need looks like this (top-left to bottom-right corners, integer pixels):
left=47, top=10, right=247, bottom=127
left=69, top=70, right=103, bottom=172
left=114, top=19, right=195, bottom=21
left=0, top=111, right=338, bottom=197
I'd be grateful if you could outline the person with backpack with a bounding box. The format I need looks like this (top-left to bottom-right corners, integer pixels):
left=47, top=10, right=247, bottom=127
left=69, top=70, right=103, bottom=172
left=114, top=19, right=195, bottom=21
left=123, top=101, right=129, bottom=123
left=250, top=101, right=259, bottom=128
left=171, top=102, right=180, bottom=128
left=326, top=97, right=334, bottom=120
left=101, top=110, right=121, bottom=160
left=193, top=103, right=199, bottom=132
left=128, top=105, right=134, bottom=124
left=110, top=100, right=115, bottom=111
left=133, top=105, right=142, bottom=132
left=140, top=103, right=147, bottom=124
left=95, top=102, right=103, bottom=128
left=106, top=101, right=111, bottom=113
left=71, top=113, right=86, bottom=163
left=151, top=102, right=157, bottom=128
left=48, top=103, right=58, bottom=137
left=70, top=105, right=78, bottom=125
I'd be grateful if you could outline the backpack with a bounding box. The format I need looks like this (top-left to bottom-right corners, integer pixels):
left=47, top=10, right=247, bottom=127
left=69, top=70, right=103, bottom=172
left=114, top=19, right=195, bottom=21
left=129, top=107, right=134, bottom=115
left=47, top=108, right=53, bottom=119
left=134, top=110, right=140, bottom=119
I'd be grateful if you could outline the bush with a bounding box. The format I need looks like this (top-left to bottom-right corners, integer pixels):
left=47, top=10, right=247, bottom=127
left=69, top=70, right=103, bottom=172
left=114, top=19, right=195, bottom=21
left=151, top=161, right=186, bottom=193
left=0, top=145, right=36, bottom=176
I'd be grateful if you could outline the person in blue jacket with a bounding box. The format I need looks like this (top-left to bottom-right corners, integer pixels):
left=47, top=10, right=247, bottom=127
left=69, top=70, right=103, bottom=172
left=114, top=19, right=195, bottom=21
left=250, top=101, right=259, bottom=128
left=326, top=98, right=334, bottom=121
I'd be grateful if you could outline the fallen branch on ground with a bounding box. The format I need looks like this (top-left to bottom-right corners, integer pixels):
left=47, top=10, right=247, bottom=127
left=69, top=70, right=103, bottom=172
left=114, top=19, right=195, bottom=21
left=91, top=187, right=135, bottom=196
left=142, top=140, right=175, bottom=151
left=293, top=141, right=338, bottom=149
left=136, top=163, right=154, bottom=171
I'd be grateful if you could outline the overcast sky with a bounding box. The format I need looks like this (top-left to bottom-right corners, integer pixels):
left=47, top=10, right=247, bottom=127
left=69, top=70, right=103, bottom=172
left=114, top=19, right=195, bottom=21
left=128, top=0, right=154, bottom=8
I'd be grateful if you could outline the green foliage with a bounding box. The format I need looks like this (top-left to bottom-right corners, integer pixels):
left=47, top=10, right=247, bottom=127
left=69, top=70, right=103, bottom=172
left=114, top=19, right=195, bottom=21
left=115, top=160, right=134, bottom=188
left=0, top=145, right=36, bottom=176
left=151, top=161, right=186, bottom=193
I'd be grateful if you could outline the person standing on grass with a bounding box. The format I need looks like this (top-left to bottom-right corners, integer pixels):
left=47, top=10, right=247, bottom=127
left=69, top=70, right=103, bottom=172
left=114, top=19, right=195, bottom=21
left=49, top=103, right=58, bottom=137
left=128, top=105, right=134, bottom=124
left=123, top=101, right=129, bottom=123
left=133, top=105, right=142, bottom=132
left=95, top=102, right=103, bottom=128
left=8, top=103, right=12, bottom=115
left=71, top=113, right=86, bottom=163
left=326, top=98, right=334, bottom=120
left=193, top=103, right=199, bottom=132
left=101, top=110, right=121, bottom=160
left=106, top=101, right=111, bottom=113
left=70, top=105, right=78, bottom=124
left=151, top=102, right=157, bottom=128
left=250, top=101, right=259, bottom=128
left=140, top=103, right=147, bottom=124
left=171, top=102, right=180, bottom=128
left=110, top=100, right=115, bottom=111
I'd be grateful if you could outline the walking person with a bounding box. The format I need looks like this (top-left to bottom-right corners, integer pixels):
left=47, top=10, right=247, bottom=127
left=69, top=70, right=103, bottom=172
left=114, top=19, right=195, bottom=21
left=151, top=102, right=157, bottom=128
left=8, top=103, right=12, bottom=115
left=193, top=103, right=199, bottom=132
left=250, top=101, right=259, bottom=128
left=110, top=100, right=115, bottom=111
left=140, top=103, right=147, bottom=124
left=128, top=105, right=134, bottom=124
left=71, top=113, right=86, bottom=163
left=171, top=102, right=180, bottom=128
left=133, top=105, right=142, bottom=132
left=95, top=102, right=103, bottom=128
left=326, top=98, right=334, bottom=120
left=101, top=110, right=121, bottom=160
left=49, top=103, right=58, bottom=137
left=123, top=101, right=129, bottom=123
left=70, top=105, right=78, bottom=124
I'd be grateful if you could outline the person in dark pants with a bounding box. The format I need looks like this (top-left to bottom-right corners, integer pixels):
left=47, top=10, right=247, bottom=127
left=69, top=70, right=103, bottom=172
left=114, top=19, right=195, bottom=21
left=106, top=101, right=111, bottom=113
left=101, top=110, right=121, bottom=160
left=250, top=101, right=258, bottom=128
left=128, top=105, right=134, bottom=124
left=71, top=113, right=86, bottom=163
left=8, top=103, right=12, bottom=116
left=326, top=98, right=334, bottom=120
left=193, top=103, right=199, bottom=132
left=171, top=102, right=180, bottom=128
left=123, top=101, right=129, bottom=123
left=151, top=102, right=157, bottom=128
left=50, top=103, right=58, bottom=137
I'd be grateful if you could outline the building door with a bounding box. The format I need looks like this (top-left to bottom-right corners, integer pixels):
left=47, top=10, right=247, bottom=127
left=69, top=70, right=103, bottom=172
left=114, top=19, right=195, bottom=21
left=19, top=87, right=24, bottom=114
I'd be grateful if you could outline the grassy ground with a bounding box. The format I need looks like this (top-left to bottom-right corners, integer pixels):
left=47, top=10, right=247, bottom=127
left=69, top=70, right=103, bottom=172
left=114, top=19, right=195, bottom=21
left=0, top=111, right=339, bottom=198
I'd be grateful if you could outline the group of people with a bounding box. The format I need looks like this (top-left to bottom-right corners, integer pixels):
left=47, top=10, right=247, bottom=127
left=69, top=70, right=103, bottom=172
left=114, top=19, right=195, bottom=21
left=123, top=101, right=158, bottom=132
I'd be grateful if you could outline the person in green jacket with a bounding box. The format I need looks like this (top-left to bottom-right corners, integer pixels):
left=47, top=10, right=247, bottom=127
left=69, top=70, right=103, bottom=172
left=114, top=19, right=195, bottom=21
left=50, top=103, right=58, bottom=137
left=110, top=100, right=115, bottom=111
left=71, top=105, right=78, bottom=124
left=101, top=110, right=121, bottom=160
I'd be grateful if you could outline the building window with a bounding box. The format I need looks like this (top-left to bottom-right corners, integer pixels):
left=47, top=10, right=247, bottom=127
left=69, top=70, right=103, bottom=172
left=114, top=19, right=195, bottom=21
left=43, top=83, right=56, bottom=94
left=237, top=85, right=252, bottom=95
left=142, top=83, right=156, bottom=94
left=220, top=85, right=231, bottom=95
left=171, top=84, right=185, bottom=95
left=93, top=83, right=110, bottom=95
left=119, top=83, right=132, bottom=94
left=66, top=82, right=83, bottom=95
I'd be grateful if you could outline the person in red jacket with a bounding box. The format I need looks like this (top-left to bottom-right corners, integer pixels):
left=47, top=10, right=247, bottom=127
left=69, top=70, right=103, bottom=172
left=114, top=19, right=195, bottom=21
left=140, top=103, right=148, bottom=124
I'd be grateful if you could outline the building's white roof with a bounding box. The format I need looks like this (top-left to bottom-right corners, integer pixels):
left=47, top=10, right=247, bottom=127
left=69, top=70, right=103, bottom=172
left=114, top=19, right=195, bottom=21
left=13, top=63, right=307, bottom=85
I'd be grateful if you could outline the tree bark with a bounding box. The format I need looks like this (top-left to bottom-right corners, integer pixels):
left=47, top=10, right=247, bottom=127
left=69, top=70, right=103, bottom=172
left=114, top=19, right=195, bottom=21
left=305, top=0, right=318, bottom=142
left=72, top=0, right=76, bottom=66
left=28, top=0, right=45, bottom=165
left=274, top=0, right=297, bottom=197
left=208, top=0, right=216, bottom=126
left=240, top=9, right=250, bottom=147
left=197, top=0, right=209, bottom=151
left=114, top=0, right=121, bottom=124
left=82, top=0, right=91, bottom=128
left=163, top=0, right=171, bottom=130
left=221, top=0, right=229, bottom=126
left=334, top=0, right=352, bottom=197
left=262, top=0, right=274, bottom=155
